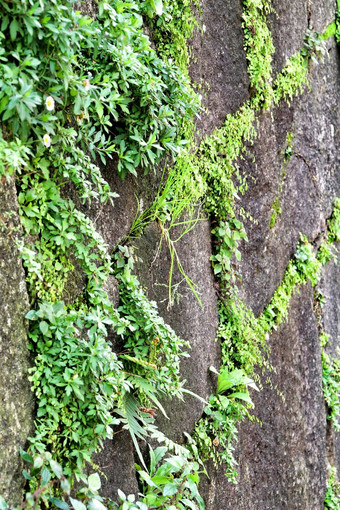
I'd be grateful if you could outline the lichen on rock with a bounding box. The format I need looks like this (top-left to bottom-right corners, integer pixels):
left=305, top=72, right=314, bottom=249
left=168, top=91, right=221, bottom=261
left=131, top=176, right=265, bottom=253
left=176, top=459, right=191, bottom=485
left=0, top=177, right=34, bottom=504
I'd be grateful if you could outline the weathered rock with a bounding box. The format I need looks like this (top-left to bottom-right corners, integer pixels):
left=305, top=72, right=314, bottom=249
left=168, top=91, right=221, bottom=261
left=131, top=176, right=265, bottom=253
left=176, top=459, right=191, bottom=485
left=102, top=275, right=120, bottom=309
left=201, top=284, right=327, bottom=509
left=270, top=0, right=309, bottom=75
left=0, top=177, right=34, bottom=504
left=62, top=159, right=161, bottom=252
left=190, top=0, right=250, bottom=138
left=237, top=36, right=340, bottom=316
left=317, top=248, right=340, bottom=473
left=1, top=0, right=340, bottom=506
left=133, top=218, right=220, bottom=443
left=90, top=432, right=139, bottom=501
left=194, top=1, right=340, bottom=507
left=62, top=254, right=87, bottom=305
left=79, top=272, right=137, bottom=502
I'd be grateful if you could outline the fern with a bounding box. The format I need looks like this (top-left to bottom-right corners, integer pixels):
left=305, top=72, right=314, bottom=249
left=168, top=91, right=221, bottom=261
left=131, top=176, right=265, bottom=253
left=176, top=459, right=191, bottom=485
left=115, top=393, right=151, bottom=470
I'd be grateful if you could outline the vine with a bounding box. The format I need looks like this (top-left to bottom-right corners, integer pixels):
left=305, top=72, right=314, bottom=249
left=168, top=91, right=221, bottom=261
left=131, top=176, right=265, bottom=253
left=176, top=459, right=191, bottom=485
left=180, top=11, right=333, bottom=481
left=0, top=446, right=204, bottom=510
left=321, top=332, right=340, bottom=432
left=0, top=0, right=203, bottom=506
left=242, top=0, right=275, bottom=108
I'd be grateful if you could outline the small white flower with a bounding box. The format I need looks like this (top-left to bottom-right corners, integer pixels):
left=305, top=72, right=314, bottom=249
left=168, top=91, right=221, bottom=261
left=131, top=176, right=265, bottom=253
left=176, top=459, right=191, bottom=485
left=83, top=78, right=91, bottom=92
left=202, top=24, right=206, bottom=33
left=43, top=134, right=51, bottom=148
left=45, top=96, right=55, bottom=111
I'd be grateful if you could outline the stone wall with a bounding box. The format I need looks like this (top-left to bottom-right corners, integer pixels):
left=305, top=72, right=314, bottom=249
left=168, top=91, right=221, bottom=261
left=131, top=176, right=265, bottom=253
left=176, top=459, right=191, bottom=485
left=0, top=178, right=34, bottom=504
left=0, top=0, right=339, bottom=508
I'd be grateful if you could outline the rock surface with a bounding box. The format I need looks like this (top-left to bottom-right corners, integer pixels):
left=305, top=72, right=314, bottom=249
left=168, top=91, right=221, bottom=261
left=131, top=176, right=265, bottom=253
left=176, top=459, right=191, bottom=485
left=133, top=218, right=220, bottom=443
left=90, top=432, right=140, bottom=500
left=318, top=250, right=340, bottom=473
left=0, top=177, right=34, bottom=504
left=190, top=0, right=250, bottom=138
left=237, top=35, right=340, bottom=316
left=0, top=0, right=339, bottom=507
left=201, top=285, right=327, bottom=509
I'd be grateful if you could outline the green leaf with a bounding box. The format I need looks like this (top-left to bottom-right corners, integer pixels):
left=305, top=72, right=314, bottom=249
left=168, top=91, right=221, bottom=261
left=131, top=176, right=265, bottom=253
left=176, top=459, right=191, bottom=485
left=88, top=499, right=107, bottom=510
left=151, top=0, right=163, bottom=15
left=39, top=321, right=49, bottom=335
left=22, top=469, right=33, bottom=480
left=149, top=446, right=167, bottom=475
left=61, top=477, right=71, bottom=495
left=218, top=395, right=229, bottom=409
left=50, top=459, right=63, bottom=479
left=217, top=369, right=246, bottom=394
left=74, top=95, right=82, bottom=116
left=229, top=391, right=252, bottom=403
left=20, top=449, right=33, bottom=463
left=138, top=470, right=159, bottom=489
left=9, top=19, right=18, bottom=41
left=115, top=394, right=148, bottom=470
left=162, top=483, right=178, bottom=497
left=41, top=467, right=51, bottom=486
left=70, top=498, right=86, bottom=510
left=96, top=102, right=104, bottom=119
left=94, top=424, right=106, bottom=434
left=33, top=456, right=44, bottom=469
left=322, top=21, right=336, bottom=40
left=117, top=489, right=126, bottom=501
left=49, top=498, right=70, bottom=510
left=88, top=473, right=101, bottom=491
left=235, top=250, right=242, bottom=261
left=0, top=496, right=8, bottom=510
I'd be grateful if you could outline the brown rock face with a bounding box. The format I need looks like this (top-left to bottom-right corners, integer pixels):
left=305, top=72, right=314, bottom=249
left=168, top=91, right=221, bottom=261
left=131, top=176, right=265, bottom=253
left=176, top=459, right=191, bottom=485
left=0, top=178, right=34, bottom=504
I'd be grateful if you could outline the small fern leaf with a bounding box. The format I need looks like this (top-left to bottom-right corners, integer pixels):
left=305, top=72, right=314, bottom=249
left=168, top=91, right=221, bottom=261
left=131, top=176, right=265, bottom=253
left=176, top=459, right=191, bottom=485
left=116, top=393, right=148, bottom=470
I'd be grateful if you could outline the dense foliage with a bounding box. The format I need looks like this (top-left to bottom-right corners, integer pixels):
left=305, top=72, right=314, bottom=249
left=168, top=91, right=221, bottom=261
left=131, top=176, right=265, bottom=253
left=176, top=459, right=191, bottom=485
left=0, top=0, right=199, bottom=176
left=0, top=0, right=201, bottom=504
left=0, top=0, right=339, bottom=507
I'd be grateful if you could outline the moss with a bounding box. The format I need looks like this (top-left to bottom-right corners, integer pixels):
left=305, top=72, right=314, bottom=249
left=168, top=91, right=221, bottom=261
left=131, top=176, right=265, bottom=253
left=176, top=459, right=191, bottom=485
left=270, top=197, right=282, bottom=228
left=242, top=0, right=275, bottom=108
left=269, top=131, right=294, bottom=229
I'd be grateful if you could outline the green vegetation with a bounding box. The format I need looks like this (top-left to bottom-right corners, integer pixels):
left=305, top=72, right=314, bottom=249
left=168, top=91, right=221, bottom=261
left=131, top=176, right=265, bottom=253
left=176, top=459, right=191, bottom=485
left=186, top=4, right=333, bottom=480
left=318, top=201, right=340, bottom=432
left=321, top=332, right=340, bottom=431
left=0, top=0, right=199, bottom=178
left=194, top=367, right=258, bottom=482
left=269, top=128, right=293, bottom=230
left=0, top=0, right=202, bottom=504
left=270, top=198, right=281, bottom=228
left=274, top=31, right=320, bottom=104
left=0, top=447, right=204, bottom=510
left=0, top=0, right=339, bottom=506
left=193, top=223, right=338, bottom=479
left=147, top=0, right=200, bottom=74
left=242, top=0, right=274, bottom=108
left=325, top=466, right=340, bottom=510
left=336, top=0, right=340, bottom=45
